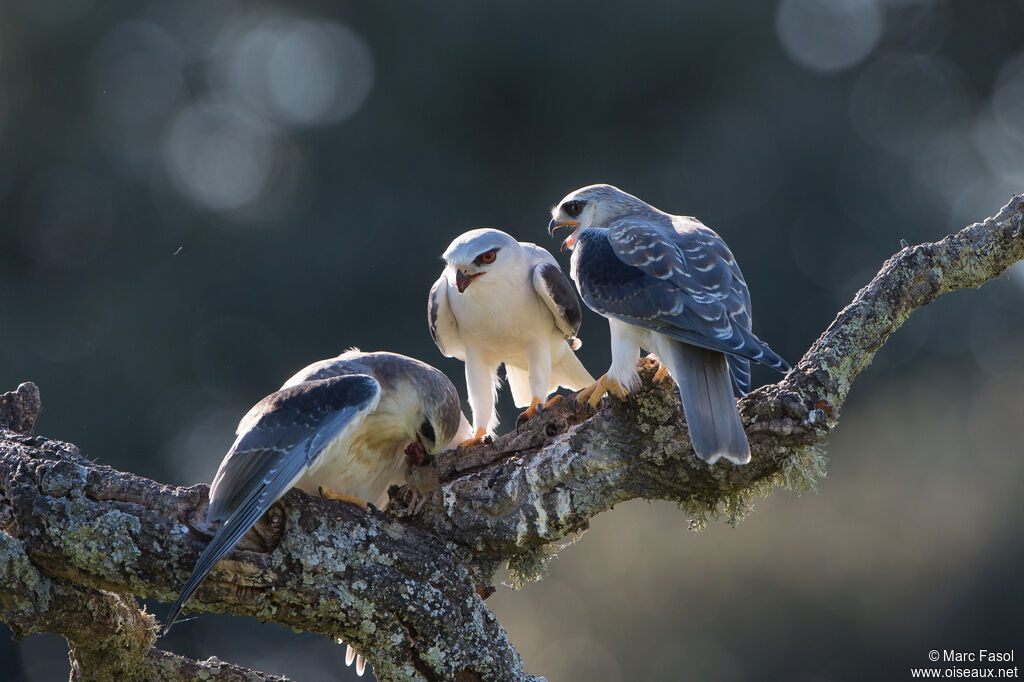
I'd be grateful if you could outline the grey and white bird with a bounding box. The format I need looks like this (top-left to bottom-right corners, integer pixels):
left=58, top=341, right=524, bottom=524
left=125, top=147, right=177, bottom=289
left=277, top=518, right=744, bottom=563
left=429, top=228, right=594, bottom=445
left=549, top=184, right=789, bottom=465
left=165, top=350, right=469, bottom=634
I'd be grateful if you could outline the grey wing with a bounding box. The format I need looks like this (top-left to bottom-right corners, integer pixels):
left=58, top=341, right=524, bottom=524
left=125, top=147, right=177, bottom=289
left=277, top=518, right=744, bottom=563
left=672, top=220, right=769, bottom=393
left=428, top=274, right=465, bottom=359
left=532, top=262, right=583, bottom=340
left=610, top=216, right=734, bottom=313
left=716, top=241, right=754, bottom=394
left=165, top=374, right=380, bottom=631
left=577, top=220, right=788, bottom=373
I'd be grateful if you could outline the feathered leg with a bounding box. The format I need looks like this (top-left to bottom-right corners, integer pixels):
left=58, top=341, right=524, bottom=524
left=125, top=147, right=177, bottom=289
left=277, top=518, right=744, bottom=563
left=463, top=351, right=497, bottom=446
left=517, top=341, right=552, bottom=424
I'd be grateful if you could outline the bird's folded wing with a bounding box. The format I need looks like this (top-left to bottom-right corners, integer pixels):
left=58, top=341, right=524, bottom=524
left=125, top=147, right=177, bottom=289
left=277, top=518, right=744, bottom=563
left=166, top=374, right=380, bottom=630
left=608, top=217, right=735, bottom=305
left=209, top=374, right=381, bottom=522
left=428, top=274, right=465, bottom=359
left=531, top=262, right=583, bottom=339
left=578, top=224, right=788, bottom=372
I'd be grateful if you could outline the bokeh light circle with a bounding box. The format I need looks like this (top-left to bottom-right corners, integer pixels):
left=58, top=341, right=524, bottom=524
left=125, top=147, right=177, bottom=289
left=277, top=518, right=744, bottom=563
left=776, top=0, right=884, bottom=73
left=161, top=100, right=279, bottom=213
left=211, top=15, right=374, bottom=128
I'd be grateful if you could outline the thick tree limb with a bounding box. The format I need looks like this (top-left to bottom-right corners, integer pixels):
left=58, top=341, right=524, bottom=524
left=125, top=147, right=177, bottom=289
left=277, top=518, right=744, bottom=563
left=0, top=427, right=532, bottom=681
left=0, top=531, right=290, bottom=682
left=0, top=385, right=292, bottom=682
left=1, top=195, right=1021, bottom=681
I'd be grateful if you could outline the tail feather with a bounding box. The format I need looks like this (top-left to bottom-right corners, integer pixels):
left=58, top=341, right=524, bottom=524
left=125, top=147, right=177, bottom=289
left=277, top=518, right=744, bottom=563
left=505, top=364, right=532, bottom=408
left=663, top=340, right=749, bottom=465
left=508, top=345, right=594, bottom=407
left=551, top=345, right=595, bottom=392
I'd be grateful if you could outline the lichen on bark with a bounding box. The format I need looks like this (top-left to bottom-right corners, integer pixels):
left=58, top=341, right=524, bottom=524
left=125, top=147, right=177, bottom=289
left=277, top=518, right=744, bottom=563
left=0, top=194, right=1021, bottom=681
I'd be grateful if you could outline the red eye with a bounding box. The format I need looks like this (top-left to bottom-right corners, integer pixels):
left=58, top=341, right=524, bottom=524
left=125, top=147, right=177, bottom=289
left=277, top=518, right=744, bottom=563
left=479, top=250, right=496, bottom=264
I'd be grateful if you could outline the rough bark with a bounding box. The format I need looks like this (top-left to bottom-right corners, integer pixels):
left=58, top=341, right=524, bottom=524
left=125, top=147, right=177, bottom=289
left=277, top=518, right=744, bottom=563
left=1, top=195, right=1021, bottom=681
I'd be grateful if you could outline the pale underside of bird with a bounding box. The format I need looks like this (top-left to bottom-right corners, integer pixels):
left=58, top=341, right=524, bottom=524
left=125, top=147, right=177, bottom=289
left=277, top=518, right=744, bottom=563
left=429, top=227, right=594, bottom=445
left=549, top=184, right=790, bottom=465
left=165, top=350, right=469, bottom=677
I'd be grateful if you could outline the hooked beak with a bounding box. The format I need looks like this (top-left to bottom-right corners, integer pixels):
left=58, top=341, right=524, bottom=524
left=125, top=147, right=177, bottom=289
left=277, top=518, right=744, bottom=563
left=455, top=268, right=484, bottom=293
left=547, top=218, right=579, bottom=237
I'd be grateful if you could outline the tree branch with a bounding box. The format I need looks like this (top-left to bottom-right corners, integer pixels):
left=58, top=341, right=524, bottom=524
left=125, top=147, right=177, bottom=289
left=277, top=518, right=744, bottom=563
left=1, top=195, right=1021, bottom=680
left=407, top=193, right=1024, bottom=563
left=0, top=546, right=292, bottom=682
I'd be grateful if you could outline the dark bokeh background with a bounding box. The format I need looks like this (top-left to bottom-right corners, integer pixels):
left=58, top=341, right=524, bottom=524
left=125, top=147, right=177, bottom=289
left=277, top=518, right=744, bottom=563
left=2, top=1, right=1023, bottom=680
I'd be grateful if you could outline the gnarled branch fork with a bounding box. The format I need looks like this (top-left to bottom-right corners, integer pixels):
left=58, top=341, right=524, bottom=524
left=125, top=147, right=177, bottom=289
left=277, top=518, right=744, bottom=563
left=1, top=195, right=1021, bottom=681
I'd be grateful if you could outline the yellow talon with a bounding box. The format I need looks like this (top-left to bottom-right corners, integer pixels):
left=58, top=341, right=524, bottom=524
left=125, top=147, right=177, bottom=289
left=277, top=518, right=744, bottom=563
left=516, top=397, right=544, bottom=426
left=652, top=363, right=671, bottom=385
left=459, top=427, right=493, bottom=448
left=543, top=394, right=564, bottom=409
left=318, top=487, right=369, bottom=509
left=575, top=374, right=629, bottom=408
left=606, top=377, right=629, bottom=401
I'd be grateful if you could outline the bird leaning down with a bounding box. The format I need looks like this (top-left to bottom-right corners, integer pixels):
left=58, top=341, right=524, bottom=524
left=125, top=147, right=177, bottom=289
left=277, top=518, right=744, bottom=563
left=429, top=228, right=594, bottom=446
left=549, top=184, right=790, bottom=466
left=164, top=350, right=470, bottom=677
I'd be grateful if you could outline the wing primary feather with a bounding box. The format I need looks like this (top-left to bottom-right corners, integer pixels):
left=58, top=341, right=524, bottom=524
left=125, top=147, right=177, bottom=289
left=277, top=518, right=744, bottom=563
left=428, top=277, right=443, bottom=347
left=576, top=226, right=789, bottom=377
left=727, top=355, right=752, bottom=396
left=166, top=374, right=380, bottom=632
left=164, top=447, right=306, bottom=632
left=427, top=274, right=464, bottom=358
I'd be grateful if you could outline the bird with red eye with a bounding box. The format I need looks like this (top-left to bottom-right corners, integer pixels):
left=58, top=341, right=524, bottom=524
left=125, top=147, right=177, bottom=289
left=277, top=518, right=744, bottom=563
left=474, top=249, right=498, bottom=265
left=429, top=228, right=594, bottom=446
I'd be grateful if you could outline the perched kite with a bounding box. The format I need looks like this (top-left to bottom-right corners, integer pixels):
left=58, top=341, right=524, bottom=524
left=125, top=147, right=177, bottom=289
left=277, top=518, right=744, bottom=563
left=549, top=184, right=789, bottom=465
left=165, top=350, right=468, bottom=635
left=429, top=228, right=593, bottom=444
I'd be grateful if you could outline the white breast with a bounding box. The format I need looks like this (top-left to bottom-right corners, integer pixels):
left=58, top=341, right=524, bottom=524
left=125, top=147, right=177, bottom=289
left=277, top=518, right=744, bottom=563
left=447, top=272, right=556, bottom=363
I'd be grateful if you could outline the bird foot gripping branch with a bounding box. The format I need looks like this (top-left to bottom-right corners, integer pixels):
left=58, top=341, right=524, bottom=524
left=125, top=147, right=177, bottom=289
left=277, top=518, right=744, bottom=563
left=317, top=487, right=369, bottom=510
left=515, top=394, right=565, bottom=426
left=574, top=374, right=630, bottom=408
left=458, top=427, right=494, bottom=449
left=549, top=183, right=790, bottom=466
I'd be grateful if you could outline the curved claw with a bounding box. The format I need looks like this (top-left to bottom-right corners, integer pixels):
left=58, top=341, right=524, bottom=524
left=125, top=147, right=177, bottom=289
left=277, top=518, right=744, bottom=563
left=516, top=397, right=544, bottom=427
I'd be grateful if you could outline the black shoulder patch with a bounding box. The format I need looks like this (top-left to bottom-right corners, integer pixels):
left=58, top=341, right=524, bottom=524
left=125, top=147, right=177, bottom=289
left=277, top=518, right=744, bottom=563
left=428, top=279, right=442, bottom=345
left=537, top=262, right=582, bottom=334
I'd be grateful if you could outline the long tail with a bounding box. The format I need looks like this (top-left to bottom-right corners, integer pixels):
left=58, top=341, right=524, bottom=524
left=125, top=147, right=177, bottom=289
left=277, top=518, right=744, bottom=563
left=552, top=343, right=595, bottom=391
left=164, top=486, right=278, bottom=632
left=661, top=340, right=749, bottom=465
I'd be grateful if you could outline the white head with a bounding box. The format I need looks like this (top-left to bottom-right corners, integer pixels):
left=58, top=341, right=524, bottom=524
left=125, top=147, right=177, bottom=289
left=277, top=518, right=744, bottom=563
left=548, top=184, right=649, bottom=250
left=441, top=228, right=522, bottom=293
